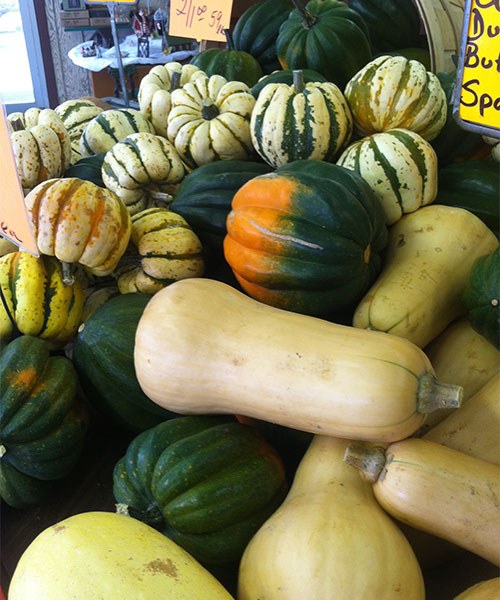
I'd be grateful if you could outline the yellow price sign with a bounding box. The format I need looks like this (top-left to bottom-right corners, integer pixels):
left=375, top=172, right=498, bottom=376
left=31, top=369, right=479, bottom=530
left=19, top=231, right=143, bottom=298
left=169, top=0, right=233, bottom=42
left=0, top=105, right=38, bottom=256
left=458, top=0, right=500, bottom=131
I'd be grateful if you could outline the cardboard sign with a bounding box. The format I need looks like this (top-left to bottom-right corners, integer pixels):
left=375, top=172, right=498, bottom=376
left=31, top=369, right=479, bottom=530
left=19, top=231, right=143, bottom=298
left=169, top=0, right=233, bottom=42
left=0, top=105, right=38, bottom=256
left=455, top=0, right=500, bottom=135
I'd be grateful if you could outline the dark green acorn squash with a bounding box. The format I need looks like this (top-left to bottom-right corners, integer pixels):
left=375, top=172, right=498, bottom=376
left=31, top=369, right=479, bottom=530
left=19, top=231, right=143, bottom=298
left=348, top=0, right=421, bottom=53
left=431, top=71, right=490, bottom=166
left=435, top=159, right=499, bottom=238
left=223, top=159, right=388, bottom=318
left=276, top=0, right=371, bottom=89
left=170, top=160, right=273, bottom=253
left=463, top=247, right=499, bottom=350
left=232, top=0, right=293, bottom=74
left=113, top=415, right=287, bottom=565
left=63, top=153, right=106, bottom=187
left=72, top=293, right=177, bottom=432
left=0, top=335, right=89, bottom=508
left=191, top=29, right=263, bottom=87
left=251, top=68, right=328, bottom=98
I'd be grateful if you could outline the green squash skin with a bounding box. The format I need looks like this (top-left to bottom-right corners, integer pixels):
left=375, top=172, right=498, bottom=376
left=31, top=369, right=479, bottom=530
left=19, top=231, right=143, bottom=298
left=276, top=0, right=372, bottom=89
left=63, top=153, right=106, bottom=187
left=72, top=293, right=177, bottom=433
left=0, top=335, right=88, bottom=508
left=170, top=160, right=273, bottom=252
left=225, top=160, right=388, bottom=318
left=349, top=0, right=421, bottom=53
left=113, top=416, right=287, bottom=565
left=191, top=47, right=263, bottom=88
left=431, top=71, right=489, bottom=166
left=251, top=68, right=328, bottom=98
left=435, top=159, right=499, bottom=238
left=463, top=247, right=500, bottom=350
left=232, top=0, right=293, bottom=74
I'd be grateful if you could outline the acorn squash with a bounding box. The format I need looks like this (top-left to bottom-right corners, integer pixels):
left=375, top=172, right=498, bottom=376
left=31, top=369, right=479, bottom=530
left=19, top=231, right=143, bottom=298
left=63, top=152, right=106, bottom=187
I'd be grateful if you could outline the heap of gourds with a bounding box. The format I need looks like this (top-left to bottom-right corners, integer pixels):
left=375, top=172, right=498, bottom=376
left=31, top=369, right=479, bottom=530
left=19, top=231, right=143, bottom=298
left=1, top=0, right=499, bottom=599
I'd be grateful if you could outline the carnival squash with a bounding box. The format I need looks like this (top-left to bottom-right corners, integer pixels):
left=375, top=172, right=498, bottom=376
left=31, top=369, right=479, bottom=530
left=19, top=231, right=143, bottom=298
left=337, top=128, right=438, bottom=225
left=250, top=70, right=353, bottom=167
left=224, top=159, right=387, bottom=317
left=72, top=292, right=176, bottom=432
left=238, top=435, right=424, bottom=599
left=0, top=335, right=88, bottom=508
left=8, top=512, right=235, bottom=600
left=54, top=98, right=103, bottom=163
left=113, top=416, right=287, bottom=565
left=345, top=55, right=447, bottom=141
left=353, top=205, right=499, bottom=348
left=276, top=0, right=372, bottom=89
left=134, top=278, right=463, bottom=442
left=345, top=438, right=500, bottom=566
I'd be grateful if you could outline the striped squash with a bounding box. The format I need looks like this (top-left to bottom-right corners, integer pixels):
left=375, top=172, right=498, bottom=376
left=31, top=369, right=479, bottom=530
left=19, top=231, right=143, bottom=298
left=250, top=70, right=353, bottom=168
left=167, top=74, right=256, bottom=168
left=0, top=252, right=84, bottom=347
left=80, top=108, right=155, bottom=157
left=138, top=62, right=205, bottom=138
left=24, top=178, right=132, bottom=282
left=117, top=208, right=205, bottom=295
left=344, top=55, right=447, bottom=141
left=102, top=132, right=187, bottom=215
left=8, top=108, right=72, bottom=193
left=337, top=128, right=438, bottom=225
left=55, top=99, right=104, bottom=163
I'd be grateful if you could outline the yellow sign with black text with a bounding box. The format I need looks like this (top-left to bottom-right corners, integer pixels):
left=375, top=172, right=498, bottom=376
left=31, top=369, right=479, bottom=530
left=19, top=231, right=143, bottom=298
left=459, top=0, right=500, bottom=130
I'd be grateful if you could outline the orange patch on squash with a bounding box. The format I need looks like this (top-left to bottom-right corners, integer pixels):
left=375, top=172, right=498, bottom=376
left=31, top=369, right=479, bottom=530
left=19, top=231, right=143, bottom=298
left=232, top=175, right=299, bottom=212
left=8, top=367, right=38, bottom=391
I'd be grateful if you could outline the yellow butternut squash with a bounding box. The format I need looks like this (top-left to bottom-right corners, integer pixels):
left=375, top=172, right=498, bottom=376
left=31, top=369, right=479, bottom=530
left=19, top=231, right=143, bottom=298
left=353, top=205, right=499, bottom=348
left=454, top=578, right=500, bottom=599
left=8, top=511, right=234, bottom=600
left=134, top=278, right=462, bottom=442
left=345, top=438, right=500, bottom=566
left=424, top=372, right=500, bottom=465
left=238, top=435, right=425, bottom=600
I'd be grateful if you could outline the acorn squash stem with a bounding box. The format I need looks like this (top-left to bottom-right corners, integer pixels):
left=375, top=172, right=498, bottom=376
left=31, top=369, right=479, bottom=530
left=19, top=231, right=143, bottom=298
left=116, top=502, right=165, bottom=530
left=416, top=373, right=463, bottom=414
left=291, top=0, right=317, bottom=29
left=343, top=444, right=386, bottom=483
left=224, top=28, right=235, bottom=51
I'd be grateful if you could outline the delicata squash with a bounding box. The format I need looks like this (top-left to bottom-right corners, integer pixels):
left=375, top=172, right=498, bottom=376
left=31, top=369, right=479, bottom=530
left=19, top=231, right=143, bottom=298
left=134, top=278, right=463, bottom=442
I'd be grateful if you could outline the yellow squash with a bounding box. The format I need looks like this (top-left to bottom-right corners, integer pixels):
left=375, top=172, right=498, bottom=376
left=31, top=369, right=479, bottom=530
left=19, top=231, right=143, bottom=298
left=454, top=578, right=500, bottom=599
left=134, top=278, right=462, bottom=442
left=424, top=372, right=500, bottom=466
left=8, top=512, right=234, bottom=600
left=353, top=205, right=499, bottom=348
left=345, top=438, right=500, bottom=566
left=238, top=435, right=424, bottom=600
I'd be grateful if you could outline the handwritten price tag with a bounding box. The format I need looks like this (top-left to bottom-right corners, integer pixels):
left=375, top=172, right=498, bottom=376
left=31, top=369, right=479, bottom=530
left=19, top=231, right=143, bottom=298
left=458, top=0, right=500, bottom=130
left=169, top=0, right=233, bottom=42
left=0, top=104, right=38, bottom=256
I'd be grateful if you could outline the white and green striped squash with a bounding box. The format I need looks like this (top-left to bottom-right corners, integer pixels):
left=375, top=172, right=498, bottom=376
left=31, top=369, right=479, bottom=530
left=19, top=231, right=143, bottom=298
left=55, top=99, right=104, bottom=163
left=337, top=128, right=438, bottom=225
left=344, top=55, right=447, bottom=142
left=167, top=73, right=256, bottom=169
left=102, top=132, right=186, bottom=215
left=80, top=108, right=155, bottom=157
left=250, top=70, right=353, bottom=169
left=138, top=62, right=205, bottom=138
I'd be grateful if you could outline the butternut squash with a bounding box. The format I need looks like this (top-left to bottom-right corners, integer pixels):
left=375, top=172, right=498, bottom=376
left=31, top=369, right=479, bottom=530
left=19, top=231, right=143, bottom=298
left=344, top=438, right=500, bottom=566
left=237, top=435, right=425, bottom=600
left=353, top=205, right=499, bottom=348
left=424, top=373, right=500, bottom=466
left=454, top=578, right=500, bottom=600
left=134, top=278, right=462, bottom=442
left=423, top=317, right=499, bottom=429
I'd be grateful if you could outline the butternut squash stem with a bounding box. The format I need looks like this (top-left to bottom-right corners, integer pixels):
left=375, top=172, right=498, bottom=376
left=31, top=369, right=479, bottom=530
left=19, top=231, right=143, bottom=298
left=416, top=373, right=463, bottom=414
left=293, top=70, right=305, bottom=94
left=291, top=0, right=317, bottom=29
left=62, top=262, right=76, bottom=286
left=343, top=444, right=386, bottom=484
left=170, top=69, right=182, bottom=92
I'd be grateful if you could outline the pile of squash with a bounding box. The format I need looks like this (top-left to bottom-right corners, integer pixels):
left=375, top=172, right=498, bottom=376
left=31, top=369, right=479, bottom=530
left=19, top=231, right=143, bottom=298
left=1, top=0, right=499, bottom=598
